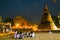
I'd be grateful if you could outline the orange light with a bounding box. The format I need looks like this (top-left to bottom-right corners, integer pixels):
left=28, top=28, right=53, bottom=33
left=32, top=25, right=38, bottom=31
left=32, top=26, right=37, bottom=31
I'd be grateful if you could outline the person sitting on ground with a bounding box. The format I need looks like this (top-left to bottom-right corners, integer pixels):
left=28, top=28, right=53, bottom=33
left=15, top=31, right=18, bottom=34
left=30, top=31, right=35, bottom=38
left=14, top=31, right=18, bottom=39
left=19, top=32, right=24, bottom=39
left=16, top=32, right=20, bottom=39
left=27, top=31, right=30, bottom=37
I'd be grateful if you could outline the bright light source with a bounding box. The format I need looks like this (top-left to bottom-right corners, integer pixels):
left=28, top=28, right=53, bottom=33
left=16, top=24, right=20, bottom=28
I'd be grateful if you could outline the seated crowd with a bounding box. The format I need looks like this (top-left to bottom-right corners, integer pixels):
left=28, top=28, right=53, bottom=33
left=14, top=31, right=35, bottom=39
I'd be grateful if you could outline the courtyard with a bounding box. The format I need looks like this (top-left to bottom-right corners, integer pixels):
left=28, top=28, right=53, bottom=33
left=0, top=32, right=60, bottom=40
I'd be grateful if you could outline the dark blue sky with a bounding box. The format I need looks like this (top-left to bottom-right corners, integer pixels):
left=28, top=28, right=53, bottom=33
left=0, top=0, right=60, bottom=24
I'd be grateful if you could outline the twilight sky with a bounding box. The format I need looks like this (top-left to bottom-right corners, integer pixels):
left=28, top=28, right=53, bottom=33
left=0, top=0, right=60, bottom=24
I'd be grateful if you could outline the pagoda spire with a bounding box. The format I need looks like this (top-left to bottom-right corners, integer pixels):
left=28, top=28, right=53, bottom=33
left=44, top=5, right=48, bottom=14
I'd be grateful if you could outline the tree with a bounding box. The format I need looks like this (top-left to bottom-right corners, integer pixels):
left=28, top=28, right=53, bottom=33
left=52, top=15, right=59, bottom=27
left=0, top=25, right=2, bottom=32
left=4, top=17, right=14, bottom=26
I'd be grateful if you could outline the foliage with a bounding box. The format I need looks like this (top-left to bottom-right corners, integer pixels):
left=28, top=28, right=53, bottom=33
left=52, top=15, right=59, bottom=27
left=0, top=25, right=2, bottom=32
left=4, top=17, right=14, bottom=26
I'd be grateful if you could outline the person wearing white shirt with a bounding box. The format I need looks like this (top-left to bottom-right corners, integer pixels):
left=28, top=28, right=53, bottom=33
left=14, top=31, right=18, bottom=39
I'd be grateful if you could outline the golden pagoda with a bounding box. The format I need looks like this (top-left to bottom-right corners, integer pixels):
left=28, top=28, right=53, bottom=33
left=38, top=5, right=59, bottom=31
left=12, top=16, right=30, bottom=29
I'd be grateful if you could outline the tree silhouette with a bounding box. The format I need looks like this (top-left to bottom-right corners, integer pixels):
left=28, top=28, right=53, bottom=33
left=4, top=17, right=14, bottom=26
left=52, top=15, right=59, bottom=27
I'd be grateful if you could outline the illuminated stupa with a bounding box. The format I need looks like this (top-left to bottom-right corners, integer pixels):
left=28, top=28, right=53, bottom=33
left=38, top=5, right=59, bottom=31
left=12, top=16, right=31, bottom=29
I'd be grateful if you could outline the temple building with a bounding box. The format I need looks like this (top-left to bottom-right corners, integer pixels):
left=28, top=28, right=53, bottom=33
left=38, top=5, right=59, bottom=31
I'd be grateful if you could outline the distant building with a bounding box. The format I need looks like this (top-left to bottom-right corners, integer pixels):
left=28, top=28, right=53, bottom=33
left=0, top=17, right=12, bottom=33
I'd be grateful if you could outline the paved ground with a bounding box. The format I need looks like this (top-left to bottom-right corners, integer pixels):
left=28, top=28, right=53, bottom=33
left=0, top=32, right=60, bottom=40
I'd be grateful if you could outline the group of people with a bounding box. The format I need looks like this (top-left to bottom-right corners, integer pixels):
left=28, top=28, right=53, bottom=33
left=14, top=31, right=35, bottom=39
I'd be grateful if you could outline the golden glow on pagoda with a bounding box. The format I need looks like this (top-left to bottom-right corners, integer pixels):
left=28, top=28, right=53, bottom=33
left=11, top=22, right=38, bottom=31
left=50, top=21, right=60, bottom=30
left=32, top=26, right=37, bottom=31
left=32, top=24, right=38, bottom=31
left=12, top=16, right=30, bottom=29
left=16, top=24, right=20, bottom=28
